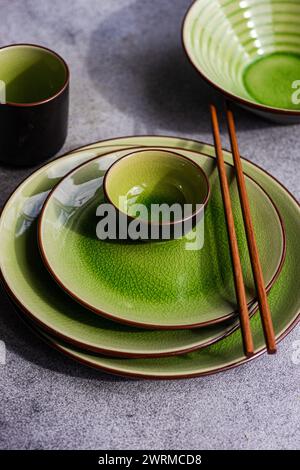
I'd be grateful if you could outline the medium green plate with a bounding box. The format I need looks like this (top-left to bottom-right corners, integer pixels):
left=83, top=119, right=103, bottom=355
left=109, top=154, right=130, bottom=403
left=30, top=136, right=300, bottom=379
left=0, top=144, right=260, bottom=359
left=38, top=146, right=284, bottom=329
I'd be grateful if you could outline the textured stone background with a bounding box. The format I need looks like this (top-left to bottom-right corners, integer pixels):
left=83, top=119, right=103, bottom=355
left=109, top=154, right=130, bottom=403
left=0, top=0, right=299, bottom=450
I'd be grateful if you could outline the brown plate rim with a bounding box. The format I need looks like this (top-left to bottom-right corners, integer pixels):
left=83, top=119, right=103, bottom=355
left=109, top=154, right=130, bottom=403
left=19, top=304, right=300, bottom=381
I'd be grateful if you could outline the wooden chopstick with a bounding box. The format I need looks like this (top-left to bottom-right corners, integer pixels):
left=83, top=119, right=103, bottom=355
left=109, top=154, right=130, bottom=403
left=210, top=104, right=254, bottom=358
left=225, top=103, right=277, bottom=354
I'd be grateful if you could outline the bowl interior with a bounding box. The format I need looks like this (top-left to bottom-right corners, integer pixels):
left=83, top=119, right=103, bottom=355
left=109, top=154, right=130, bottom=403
left=104, top=149, right=209, bottom=223
left=183, top=0, right=300, bottom=112
left=0, top=45, right=67, bottom=104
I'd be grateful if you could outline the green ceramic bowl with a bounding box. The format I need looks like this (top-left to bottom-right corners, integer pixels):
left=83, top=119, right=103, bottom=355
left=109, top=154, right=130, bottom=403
left=103, top=149, right=210, bottom=240
left=183, top=0, right=300, bottom=123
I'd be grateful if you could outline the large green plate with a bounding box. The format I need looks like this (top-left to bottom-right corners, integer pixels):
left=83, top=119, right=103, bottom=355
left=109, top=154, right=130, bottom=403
left=0, top=136, right=297, bottom=376
left=38, top=146, right=284, bottom=329
left=29, top=135, right=299, bottom=379
left=0, top=143, right=263, bottom=359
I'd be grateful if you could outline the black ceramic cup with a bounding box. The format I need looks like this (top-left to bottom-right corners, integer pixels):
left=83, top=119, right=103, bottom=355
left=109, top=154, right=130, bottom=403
left=0, top=44, right=69, bottom=166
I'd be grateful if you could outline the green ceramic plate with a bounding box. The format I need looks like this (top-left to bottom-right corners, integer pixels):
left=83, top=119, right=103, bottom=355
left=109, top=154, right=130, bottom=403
left=18, top=134, right=299, bottom=379
left=183, top=0, right=300, bottom=122
left=0, top=144, right=259, bottom=359
left=38, top=146, right=284, bottom=329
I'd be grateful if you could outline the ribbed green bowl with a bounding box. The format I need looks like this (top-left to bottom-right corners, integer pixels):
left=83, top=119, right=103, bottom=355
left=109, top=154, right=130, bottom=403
left=183, top=0, right=300, bottom=122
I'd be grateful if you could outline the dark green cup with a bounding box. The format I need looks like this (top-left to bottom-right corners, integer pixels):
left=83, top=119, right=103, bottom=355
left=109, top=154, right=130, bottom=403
left=0, top=44, right=69, bottom=166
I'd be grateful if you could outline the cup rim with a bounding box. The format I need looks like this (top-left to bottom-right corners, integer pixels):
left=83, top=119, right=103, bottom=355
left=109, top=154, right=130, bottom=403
left=103, top=148, right=211, bottom=227
left=0, top=43, right=69, bottom=107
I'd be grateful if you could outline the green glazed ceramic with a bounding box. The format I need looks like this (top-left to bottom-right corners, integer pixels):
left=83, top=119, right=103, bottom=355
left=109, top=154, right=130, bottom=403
left=38, top=145, right=284, bottom=329
left=103, top=148, right=210, bottom=237
left=0, top=144, right=258, bottom=358
left=183, top=0, right=300, bottom=123
left=16, top=135, right=299, bottom=380
left=0, top=44, right=67, bottom=104
left=0, top=44, right=69, bottom=166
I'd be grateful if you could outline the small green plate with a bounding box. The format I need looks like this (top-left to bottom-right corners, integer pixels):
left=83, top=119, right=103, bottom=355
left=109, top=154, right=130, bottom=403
left=38, top=146, right=284, bottom=329
left=18, top=135, right=299, bottom=379
left=0, top=144, right=258, bottom=358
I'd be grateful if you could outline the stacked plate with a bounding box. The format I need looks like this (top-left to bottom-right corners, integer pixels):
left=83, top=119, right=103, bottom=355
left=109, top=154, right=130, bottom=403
left=0, top=136, right=299, bottom=379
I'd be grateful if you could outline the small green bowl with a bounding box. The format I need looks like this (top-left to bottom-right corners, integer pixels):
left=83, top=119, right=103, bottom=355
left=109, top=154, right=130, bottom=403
left=183, top=0, right=300, bottom=123
left=103, top=149, right=210, bottom=240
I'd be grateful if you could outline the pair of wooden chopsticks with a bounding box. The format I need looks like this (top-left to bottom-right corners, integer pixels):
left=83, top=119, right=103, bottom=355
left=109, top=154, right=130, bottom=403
left=210, top=103, right=276, bottom=357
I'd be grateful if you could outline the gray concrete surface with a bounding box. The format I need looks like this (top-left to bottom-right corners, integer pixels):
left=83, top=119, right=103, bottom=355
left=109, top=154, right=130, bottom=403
left=0, top=0, right=299, bottom=450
